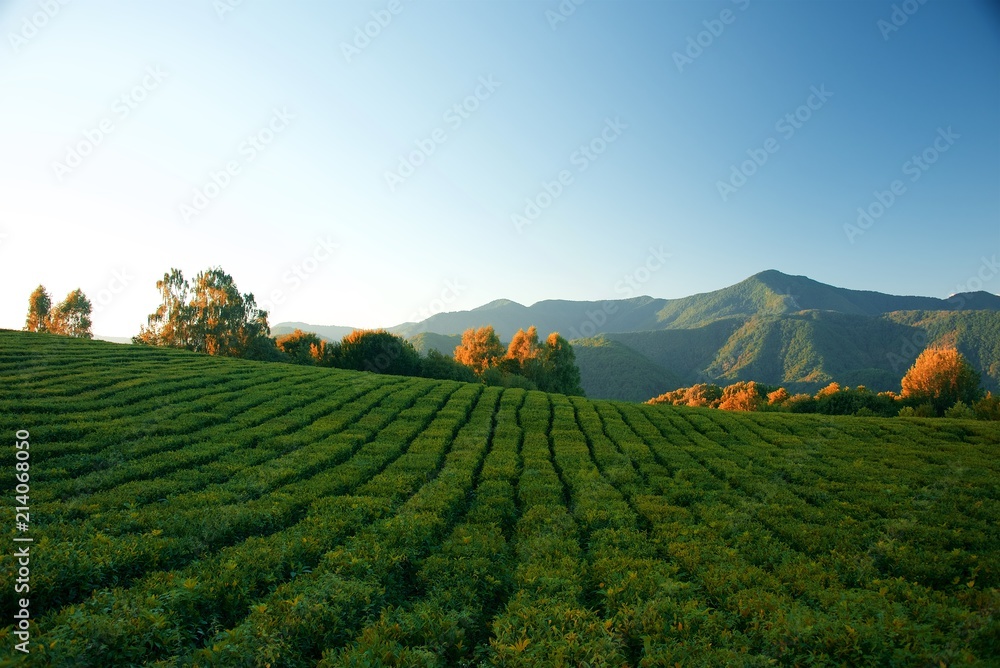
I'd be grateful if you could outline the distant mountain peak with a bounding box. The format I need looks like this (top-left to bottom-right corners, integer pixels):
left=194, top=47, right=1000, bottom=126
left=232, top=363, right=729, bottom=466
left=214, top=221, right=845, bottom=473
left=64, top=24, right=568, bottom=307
left=472, top=299, right=524, bottom=311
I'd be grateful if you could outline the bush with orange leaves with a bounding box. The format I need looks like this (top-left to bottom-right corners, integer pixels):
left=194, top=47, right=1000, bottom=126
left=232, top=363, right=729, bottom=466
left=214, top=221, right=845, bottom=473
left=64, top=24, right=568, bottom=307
left=717, top=380, right=766, bottom=411
left=900, top=346, right=981, bottom=416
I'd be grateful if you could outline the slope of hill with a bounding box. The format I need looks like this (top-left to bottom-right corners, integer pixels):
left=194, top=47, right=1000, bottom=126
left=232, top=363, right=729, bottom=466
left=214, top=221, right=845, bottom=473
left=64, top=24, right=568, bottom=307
left=2, top=332, right=998, bottom=665
left=408, top=331, right=462, bottom=356
left=571, top=335, right=683, bottom=401
left=886, top=310, right=1000, bottom=389
left=576, top=310, right=1000, bottom=398
left=271, top=321, right=356, bottom=342
left=388, top=295, right=666, bottom=340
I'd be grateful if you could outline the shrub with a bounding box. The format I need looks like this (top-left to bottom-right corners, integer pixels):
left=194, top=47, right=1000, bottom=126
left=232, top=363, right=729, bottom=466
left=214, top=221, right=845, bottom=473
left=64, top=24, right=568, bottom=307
left=943, top=402, right=976, bottom=419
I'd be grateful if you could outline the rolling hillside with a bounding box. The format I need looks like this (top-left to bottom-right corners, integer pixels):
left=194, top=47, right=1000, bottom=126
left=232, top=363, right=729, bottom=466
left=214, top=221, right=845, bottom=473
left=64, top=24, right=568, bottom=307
left=576, top=310, right=1000, bottom=401
left=276, top=271, right=1000, bottom=402
left=1, top=332, right=998, bottom=665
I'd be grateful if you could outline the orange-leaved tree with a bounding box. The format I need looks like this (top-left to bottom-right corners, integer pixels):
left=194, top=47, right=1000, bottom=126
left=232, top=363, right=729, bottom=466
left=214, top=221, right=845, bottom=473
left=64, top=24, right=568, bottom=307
left=900, top=346, right=981, bottom=415
left=134, top=268, right=268, bottom=358
left=48, top=289, right=93, bottom=339
left=24, top=285, right=52, bottom=333
left=276, top=329, right=333, bottom=365
left=454, top=326, right=504, bottom=376
left=504, top=326, right=543, bottom=381
left=717, top=381, right=765, bottom=411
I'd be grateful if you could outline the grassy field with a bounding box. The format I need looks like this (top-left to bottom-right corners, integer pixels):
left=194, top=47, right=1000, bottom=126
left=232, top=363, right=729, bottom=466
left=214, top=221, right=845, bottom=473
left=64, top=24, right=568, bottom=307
left=1, top=331, right=998, bottom=666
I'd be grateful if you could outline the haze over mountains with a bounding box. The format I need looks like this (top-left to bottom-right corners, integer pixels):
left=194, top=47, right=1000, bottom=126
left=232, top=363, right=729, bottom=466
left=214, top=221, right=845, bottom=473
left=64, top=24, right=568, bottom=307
left=275, top=270, right=1000, bottom=401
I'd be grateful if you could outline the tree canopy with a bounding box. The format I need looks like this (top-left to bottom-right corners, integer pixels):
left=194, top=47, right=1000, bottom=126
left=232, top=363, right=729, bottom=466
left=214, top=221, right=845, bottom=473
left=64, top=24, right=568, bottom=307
left=901, top=346, right=981, bottom=415
left=454, top=326, right=504, bottom=376
left=25, top=285, right=93, bottom=338
left=338, top=329, right=422, bottom=377
left=276, top=329, right=333, bottom=366
left=24, top=285, right=52, bottom=333
left=134, top=268, right=269, bottom=358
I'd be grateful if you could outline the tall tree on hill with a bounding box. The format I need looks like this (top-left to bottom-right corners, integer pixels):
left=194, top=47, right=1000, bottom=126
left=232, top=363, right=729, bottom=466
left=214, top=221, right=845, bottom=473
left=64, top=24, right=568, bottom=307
left=24, top=285, right=52, bottom=333
left=48, top=289, right=93, bottom=339
left=454, top=326, right=504, bottom=376
left=505, top=326, right=543, bottom=382
left=901, top=346, right=981, bottom=415
left=540, top=332, right=584, bottom=396
left=134, top=269, right=192, bottom=348
left=134, top=267, right=269, bottom=358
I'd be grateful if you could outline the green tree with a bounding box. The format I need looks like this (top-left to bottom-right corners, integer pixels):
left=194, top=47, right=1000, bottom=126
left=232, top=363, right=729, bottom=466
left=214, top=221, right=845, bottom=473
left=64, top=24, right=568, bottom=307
left=24, top=285, right=52, bottom=333
left=421, top=348, right=477, bottom=383
left=338, top=330, right=421, bottom=376
left=539, top=332, right=584, bottom=395
left=901, top=346, right=981, bottom=415
left=48, top=289, right=93, bottom=339
left=134, top=268, right=269, bottom=358
left=454, top=326, right=504, bottom=376
left=134, top=269, right=192, bottom=348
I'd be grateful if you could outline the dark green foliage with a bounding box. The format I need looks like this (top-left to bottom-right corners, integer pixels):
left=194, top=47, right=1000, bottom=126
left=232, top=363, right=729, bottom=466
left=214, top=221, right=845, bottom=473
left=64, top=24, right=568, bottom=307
left=243, top=335, right=289, bottom=363
left=420, top=348, right=477, bottom=383
left=337, top=330, right=422, bottom=377
left=538, top=332, right=584, bottom=396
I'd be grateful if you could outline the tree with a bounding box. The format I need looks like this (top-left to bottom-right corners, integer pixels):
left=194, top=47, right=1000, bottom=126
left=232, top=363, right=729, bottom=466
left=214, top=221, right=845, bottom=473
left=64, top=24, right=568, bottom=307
left=900, top=346, right=981, bottom=415
left=48, top=289, right=93, bottom=339
left=766, top=387, right=790, bottom=407
left=24, top=285, right=52, bottom=333
left=717, top=381, right=765, bottom=411
left=421, top=349, right=477, bottom=383
left=539, top=332, right=584, bottom=395
left=134, top=267, right=269, bottom=358
left=134, top=269, right=192, bottom=348
left=454, top=326, right=504, bottom=376
left=338, top=330, right=421, bottom=376
left=505, top=326, right=544, bottom=383
left=276, top=329, right=332, bottom=365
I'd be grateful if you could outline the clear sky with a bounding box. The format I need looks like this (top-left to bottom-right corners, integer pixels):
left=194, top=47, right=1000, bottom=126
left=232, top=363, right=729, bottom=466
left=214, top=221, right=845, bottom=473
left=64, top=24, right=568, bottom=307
left=1, top=0, right=998, bottom=337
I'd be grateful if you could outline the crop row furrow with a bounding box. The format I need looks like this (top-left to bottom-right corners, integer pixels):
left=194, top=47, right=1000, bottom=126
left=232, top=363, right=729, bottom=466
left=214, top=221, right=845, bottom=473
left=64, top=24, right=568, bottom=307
left=164, top=383, right=491, bottom=667
left=634, top=404, right=992, bottom=664
left=0, top=378, right=434, bottom=621
left=32, top=373, right=376, bottom=500
left=486, top=392, right=627, bottom=666
left=5, top=381, right=469, bottom=667
left=317, top=386, right=514, bottom=667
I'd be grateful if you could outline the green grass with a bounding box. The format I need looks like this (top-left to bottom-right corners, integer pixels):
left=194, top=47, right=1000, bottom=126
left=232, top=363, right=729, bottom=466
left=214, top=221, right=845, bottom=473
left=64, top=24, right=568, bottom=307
left=1, top=331, right=998, bottom=666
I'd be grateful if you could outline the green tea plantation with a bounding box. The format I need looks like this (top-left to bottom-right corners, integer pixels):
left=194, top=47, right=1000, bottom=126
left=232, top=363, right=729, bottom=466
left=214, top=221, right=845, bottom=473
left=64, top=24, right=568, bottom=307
left=1, top=331, right=997, bottom=666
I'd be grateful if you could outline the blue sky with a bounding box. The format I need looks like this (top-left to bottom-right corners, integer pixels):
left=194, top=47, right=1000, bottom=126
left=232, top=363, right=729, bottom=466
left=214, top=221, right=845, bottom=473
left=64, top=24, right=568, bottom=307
left=1, top=0, right=997, bottom=337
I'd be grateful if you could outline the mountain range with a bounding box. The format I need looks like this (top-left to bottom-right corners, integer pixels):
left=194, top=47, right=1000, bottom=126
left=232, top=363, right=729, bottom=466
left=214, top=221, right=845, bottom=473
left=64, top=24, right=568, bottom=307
left=274, top=270, right=1000, bottom=401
